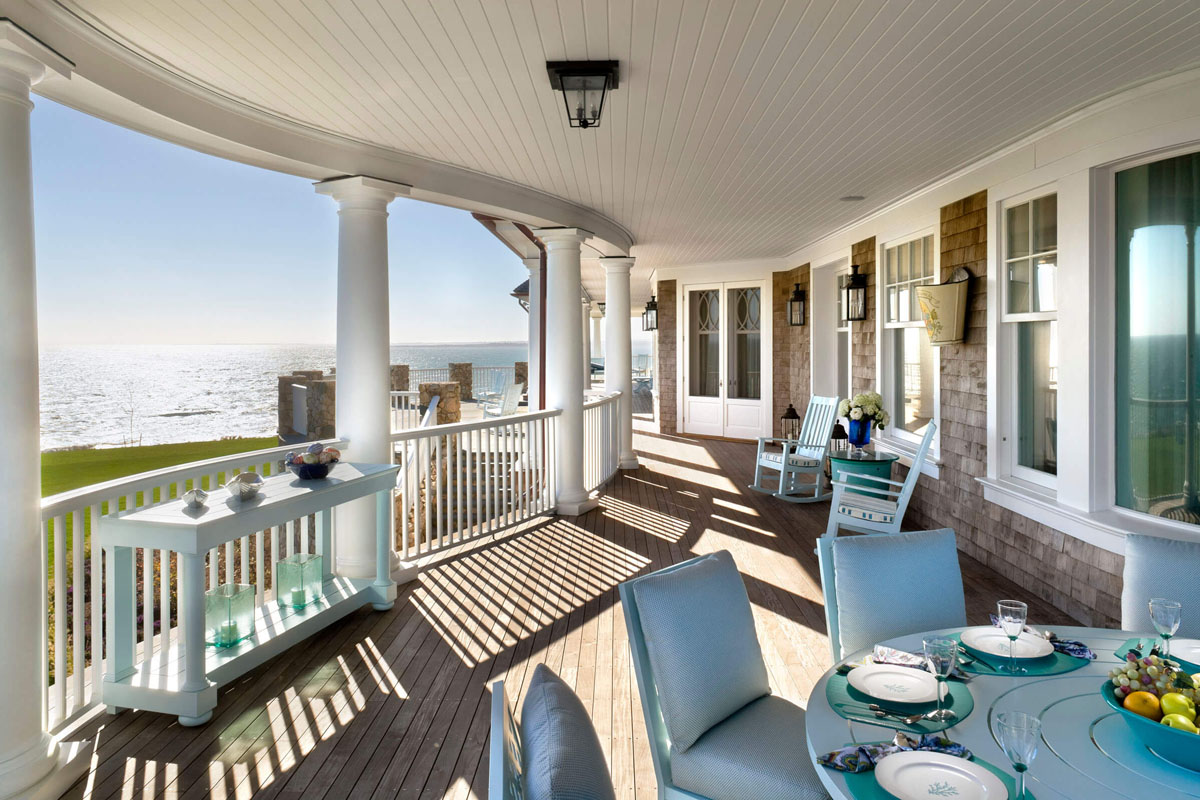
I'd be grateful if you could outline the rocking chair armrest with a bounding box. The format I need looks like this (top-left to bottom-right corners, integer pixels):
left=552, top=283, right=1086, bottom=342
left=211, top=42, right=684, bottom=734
left=831, top=480, right=901, bottom=499
left=842, top=473, right=906, bottom=487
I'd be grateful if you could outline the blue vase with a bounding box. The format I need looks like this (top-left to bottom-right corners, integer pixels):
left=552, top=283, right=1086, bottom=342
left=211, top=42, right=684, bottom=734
left=847, top=418, right=871, bottom=452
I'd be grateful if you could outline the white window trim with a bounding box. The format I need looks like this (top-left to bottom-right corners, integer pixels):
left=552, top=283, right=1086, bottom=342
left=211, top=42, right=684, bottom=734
left=835, top=263, right=853, bottom=403
left=875, top=228, right=941, bottom=466
left=997, top=188, right=1060, bottom=491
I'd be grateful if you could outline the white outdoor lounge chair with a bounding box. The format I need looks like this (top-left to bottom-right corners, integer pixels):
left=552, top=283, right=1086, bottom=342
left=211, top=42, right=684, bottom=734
left=477, top=370, right=510, bottom=405
left=824, top=421, right=936, bottom=537
left=482, top=382, right=523, bottom=419
left=749, top=395, right=840, bottom=503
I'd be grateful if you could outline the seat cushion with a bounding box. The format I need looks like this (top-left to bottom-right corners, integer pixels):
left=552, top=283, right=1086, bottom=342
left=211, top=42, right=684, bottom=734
left=1122, top=534, right=1200, bottom=637
left=670, top=695, right=826, bottom=800
left=630, top=551, right=770, bottom=753
left=520, top=664, right=616, bottom=800
left=760, top=451, right=820, bottom=468
left=837, top=493, right=898, bottom=524
left=832, top=528, right=967, bottom=658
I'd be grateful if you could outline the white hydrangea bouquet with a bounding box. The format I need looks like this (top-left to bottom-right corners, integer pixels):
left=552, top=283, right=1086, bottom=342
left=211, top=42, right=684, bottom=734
left=839, top=392, right=890, bottom=429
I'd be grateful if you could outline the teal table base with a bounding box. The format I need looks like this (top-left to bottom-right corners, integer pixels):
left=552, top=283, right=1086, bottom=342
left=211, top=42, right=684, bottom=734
left=952, top=633, right=1091, bottom=677
left=825, top=672, right=974, bottom=734
left=837, top=745, right=1032, bottom=800
left=829, top=451, right=899, bottom=491
left=1113, top=637, right=1200, bottom=672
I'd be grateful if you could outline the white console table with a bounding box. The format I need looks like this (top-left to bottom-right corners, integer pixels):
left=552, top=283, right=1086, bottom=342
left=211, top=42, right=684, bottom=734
left=97, top=461, right=400, bottom=726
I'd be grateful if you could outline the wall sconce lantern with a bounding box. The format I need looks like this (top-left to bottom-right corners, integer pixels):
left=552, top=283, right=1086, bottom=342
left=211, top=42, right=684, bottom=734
left=826, top=421, right=849, bottom=478
left=787, top=284, right=806, bottom=326
left=546, top=61, right=620, bottom=129
left=642, top=296, right=658, bottom=331
left=781, top=404, right=801, bottom=440
left=844, top=264, right=868, bottom=321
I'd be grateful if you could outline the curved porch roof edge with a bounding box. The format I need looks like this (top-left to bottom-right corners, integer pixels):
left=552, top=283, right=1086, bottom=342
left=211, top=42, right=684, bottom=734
left=10, top=1, right=633, bottom=257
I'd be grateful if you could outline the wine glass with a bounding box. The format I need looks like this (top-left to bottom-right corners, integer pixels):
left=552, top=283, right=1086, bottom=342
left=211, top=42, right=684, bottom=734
left=997, top=600, right=1028, bottom=674
left=995, top=711, right=1041, bottom=800
left=922, top=637, right=957, bottom=722
left=1149, top=598, right=1182, bottom=659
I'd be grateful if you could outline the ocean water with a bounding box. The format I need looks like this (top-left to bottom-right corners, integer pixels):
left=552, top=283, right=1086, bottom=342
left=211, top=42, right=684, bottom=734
left=39, top=343, right=528, bottom=450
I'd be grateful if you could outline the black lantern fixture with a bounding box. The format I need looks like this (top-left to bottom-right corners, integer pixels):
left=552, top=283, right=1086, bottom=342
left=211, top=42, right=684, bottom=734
left=546, top=61, right=620, bottom=129
left=642, top=296, right=658, bottom=331
left=826, top=421, right=850, bottom=478
left=844, top=264, right=868, bottom=321
left=781, top=404, right=802, bottom=441
left=787, top=283, right=806, bottom=326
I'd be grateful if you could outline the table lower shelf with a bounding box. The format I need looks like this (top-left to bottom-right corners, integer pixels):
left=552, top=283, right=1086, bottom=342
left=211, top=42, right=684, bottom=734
left=102, top=575, right=392, bottom=721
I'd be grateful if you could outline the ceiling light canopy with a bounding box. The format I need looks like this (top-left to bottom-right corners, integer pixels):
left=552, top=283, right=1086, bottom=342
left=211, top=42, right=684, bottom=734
left=547, top=60, right=620, bottom=129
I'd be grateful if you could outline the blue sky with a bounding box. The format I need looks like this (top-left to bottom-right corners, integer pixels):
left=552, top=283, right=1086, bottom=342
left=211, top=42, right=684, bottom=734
left=31, top=98, right=530, bottom=345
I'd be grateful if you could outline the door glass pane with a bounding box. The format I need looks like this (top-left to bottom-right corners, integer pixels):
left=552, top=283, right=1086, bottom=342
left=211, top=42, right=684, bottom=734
left=1017, top=320, right=1058, bottom=474
left=890, top=327, right=934, bottom=435
left=689, top=290, right=720, bottom=397
left=729, top=287, right=761, bottom=399
left=1115, top=152, right=1200, bottom=523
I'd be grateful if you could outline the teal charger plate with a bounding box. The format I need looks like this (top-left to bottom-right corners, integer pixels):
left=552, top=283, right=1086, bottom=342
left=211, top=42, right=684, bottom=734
left=1100, top=681, right=1200, bottom=772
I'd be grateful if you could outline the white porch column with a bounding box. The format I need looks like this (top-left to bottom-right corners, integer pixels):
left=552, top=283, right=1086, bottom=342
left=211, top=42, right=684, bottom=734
left=591, top=308, right=604, bottom=359
left=522, top=256, right=542, bottom=410
left=582, top=299, right=593, bottom=389
left=0, top=23, right=72, bottom=800
left=603, top=258, right=640, bottom=470
left=315, top=176, right=408, bottom=578
left=535, top=228, right=597, bottom=516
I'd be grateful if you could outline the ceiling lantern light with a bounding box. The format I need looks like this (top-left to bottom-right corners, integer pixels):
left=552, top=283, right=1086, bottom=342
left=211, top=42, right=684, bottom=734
left=787, top=283, right=806, bottom=326
left=546, top=61, right=620, bottom=129
left=844, top=264, right=868, bottom=321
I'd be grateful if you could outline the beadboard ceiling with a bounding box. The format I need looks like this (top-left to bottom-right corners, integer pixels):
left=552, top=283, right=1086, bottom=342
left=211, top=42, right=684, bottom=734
left=51, top=0, right=1200, bottom=278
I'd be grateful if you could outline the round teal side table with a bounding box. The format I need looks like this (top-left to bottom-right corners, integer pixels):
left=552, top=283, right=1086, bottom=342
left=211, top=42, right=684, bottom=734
left=827, top=448, right=899, bottom=490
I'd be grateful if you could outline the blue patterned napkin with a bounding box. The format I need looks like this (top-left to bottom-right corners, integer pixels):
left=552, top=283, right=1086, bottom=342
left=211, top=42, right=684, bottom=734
left=988, top=615, right=1096, bottom=660
left=818, top=733, right=972, bottom=773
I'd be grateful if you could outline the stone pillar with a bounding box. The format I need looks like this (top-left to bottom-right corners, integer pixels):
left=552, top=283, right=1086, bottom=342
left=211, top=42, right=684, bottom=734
left=514, top=361, right=528, bottom=391
left=306, top=378, right=337, bottom=440
left=522, top=256, right=542, bottom=410
left=448, top=362, right=473, bottom=402
left=315, top=175, right=408, bottom=578
left=0, top=23, right=73, bottom=799
left=390, top=364, right=410, bottom=391
left=418, top=382, right=462, bottom=425
left=582, top=299, right=593, bottom=389
left=603, top=258, right=639, bottom=470
left=535, top=228, right=597, bottom=515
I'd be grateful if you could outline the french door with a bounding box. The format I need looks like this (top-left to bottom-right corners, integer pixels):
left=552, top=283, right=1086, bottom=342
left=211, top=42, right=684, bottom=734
left=682, top=280, right=768, bottom=439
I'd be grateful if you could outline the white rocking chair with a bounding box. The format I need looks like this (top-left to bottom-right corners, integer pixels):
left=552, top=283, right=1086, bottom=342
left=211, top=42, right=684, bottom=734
left=749, top=395, right=840, bottom=503
left=482, top=382, right=524, bottom=419
left=824, top=421, right=936, bottom=536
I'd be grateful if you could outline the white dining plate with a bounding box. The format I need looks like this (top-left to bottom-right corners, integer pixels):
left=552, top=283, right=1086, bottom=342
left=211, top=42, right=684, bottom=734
left=1170, top=638, right=1200, bottom=665
left=846, top=662, right=939, bottom=703
left=875, top=751, right=1007, bottom=800
left=960, top=627, right=1054, bottom=659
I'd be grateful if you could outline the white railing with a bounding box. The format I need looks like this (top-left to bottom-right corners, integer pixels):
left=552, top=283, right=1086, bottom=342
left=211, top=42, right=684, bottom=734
left=38, top=437, right=346, bottom=732
left=292, top=383, right=308, bottom=435
left=406, top=366, right=518, bottom=399
left=409, top=367, right=451, bottom=385
left=584, top=391, right=621, bottom=492
left=390, top=407, right=561, bottom=561
left=390, top=390, right=421, bottom=432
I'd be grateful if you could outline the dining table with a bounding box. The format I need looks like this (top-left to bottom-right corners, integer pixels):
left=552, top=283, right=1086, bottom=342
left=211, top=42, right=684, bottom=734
left=805, top=625, right=1200, bottom=799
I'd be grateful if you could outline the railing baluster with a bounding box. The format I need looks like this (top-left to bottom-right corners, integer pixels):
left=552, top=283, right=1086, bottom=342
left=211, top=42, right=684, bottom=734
left=269, top=525, right=279, bottom=599
left=255, top=530, right=264, bottom=606
left=71, top=508, right=84, bottom=711
left=51, top=515, right=65, bottom=725
left=142, top=545, right=153, bottom=661
left=435, top=434, right=443, bottom=548
left=89, top=504, right=102, bottom=706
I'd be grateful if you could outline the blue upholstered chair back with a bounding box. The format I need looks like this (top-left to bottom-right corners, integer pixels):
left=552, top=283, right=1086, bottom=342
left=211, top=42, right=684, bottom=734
left=1122, top=534, right=1200, bottom=638
left=489, top=679, right=523, bottom=800
left=816, top=528, right=967, bottom=660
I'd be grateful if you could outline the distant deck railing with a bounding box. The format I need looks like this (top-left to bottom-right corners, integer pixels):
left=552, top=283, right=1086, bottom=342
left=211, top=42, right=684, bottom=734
left=408, top=366, right=517, bottom=396
left=390, top=390, right=421, bottom=432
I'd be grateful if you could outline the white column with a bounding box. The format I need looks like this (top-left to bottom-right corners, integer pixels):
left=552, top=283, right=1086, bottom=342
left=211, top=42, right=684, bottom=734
left=591, top=308, right=604, bottom=359
left=535, top=228, right=598, bottom=516
left=523, top=256, right=542, bottom=410
left=603, top=258, right=640, bottom=470
left=315, top=176, right=408, bottom=577
left=0, top=23, right=72, bottom=799
left=582, top=299, right=593, bottom=389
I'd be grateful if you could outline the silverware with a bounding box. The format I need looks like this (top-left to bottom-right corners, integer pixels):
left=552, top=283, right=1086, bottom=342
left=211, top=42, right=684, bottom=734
left=869, top=704, right=926, bottom=725
left=960, top=646, right=999, bottom=672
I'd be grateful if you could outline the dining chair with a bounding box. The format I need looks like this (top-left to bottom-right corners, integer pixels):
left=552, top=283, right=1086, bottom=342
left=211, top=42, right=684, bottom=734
left=1121, top=534, right=1200, bottom=638
left=489, top=664, right=617, bottom=800
left=749, top=395, right=840, bottom=503
left=620, top=551, right=826, bottom=800
left=824, top=421, right=936, bottom=536
left=816, top=527, right=967, bottom=660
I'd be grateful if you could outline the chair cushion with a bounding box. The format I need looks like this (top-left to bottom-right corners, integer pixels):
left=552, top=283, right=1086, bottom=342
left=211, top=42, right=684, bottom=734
left=760, top=451, right=820, bottom=468
left=630, top=551, right=770, bottom=753
left=520, top=664, right=616, bottom=800
left=831, top=528, right=967, bottom=658
left=670, top=695, right=826, bottom=800
left=837, top=492, right=898, bottom=523
left=1122, top=534, right=1200, bottom=638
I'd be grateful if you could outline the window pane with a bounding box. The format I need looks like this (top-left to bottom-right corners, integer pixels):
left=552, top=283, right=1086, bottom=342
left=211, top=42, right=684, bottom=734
left=1007, top=259, right=1031, bottom=313
left=890, top=326, right=934, bottom=435
left=897, top=286, right=911, bottom=323
left=924, top=234, right=934, bottom=276
left=1115, top=152, right=1200, bottom=524
left=886, top=249, right=896, bottom=285
left=1033, top=195, right=1057, bottom=252
left=689, top=290, right=720, bottom=397
left=1031, top=254, right=1057, bottom=312
left=887, top=287, right=898, bottom=322
left=1017, top=320, right=1058, bottom=474
left=1007, top=204, right=1030, bottom=258
left=729, top=287, right=761, bottom=399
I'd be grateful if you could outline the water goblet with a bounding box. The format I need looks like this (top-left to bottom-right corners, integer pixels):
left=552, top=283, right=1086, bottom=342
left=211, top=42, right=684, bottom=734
left=1149, top=598, right=1182, bottom=659
left=922, top=637, right=957, bottom=722
left=997, top=600, right=1028, bottom=674
left=996, top=711, right=1041, bottom=799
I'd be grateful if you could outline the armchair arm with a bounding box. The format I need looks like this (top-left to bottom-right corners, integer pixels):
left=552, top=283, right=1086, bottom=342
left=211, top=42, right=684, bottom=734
left=831, top=479, right=900, bottom=499
left=841, top=473, right=905, bottom=487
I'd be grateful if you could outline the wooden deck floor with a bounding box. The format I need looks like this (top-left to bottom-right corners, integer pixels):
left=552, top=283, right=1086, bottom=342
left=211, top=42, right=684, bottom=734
left=62, top=426, right=1076, bottom=800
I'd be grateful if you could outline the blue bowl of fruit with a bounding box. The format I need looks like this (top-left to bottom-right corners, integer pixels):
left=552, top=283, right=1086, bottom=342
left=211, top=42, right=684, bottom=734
left=1103, top=649, right=1200, bottom=771
left=285, top=443, right=340, bottom=480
